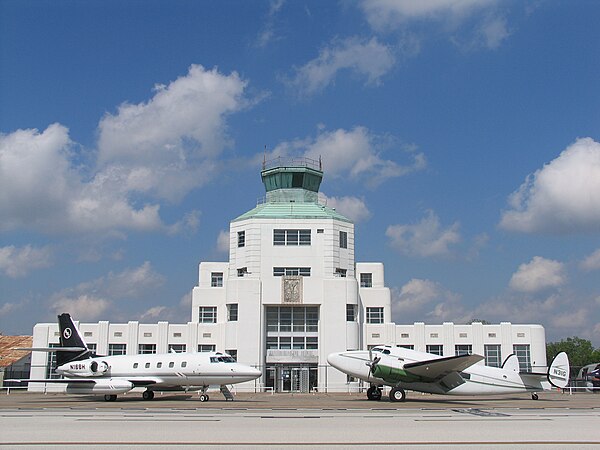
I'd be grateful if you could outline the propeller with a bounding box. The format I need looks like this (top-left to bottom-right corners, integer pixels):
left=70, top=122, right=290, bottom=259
left=366, top=349, right=381, bottom=376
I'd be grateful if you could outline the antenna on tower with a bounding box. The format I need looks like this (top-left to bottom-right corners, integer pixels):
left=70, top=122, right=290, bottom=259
left=263, top=146, right=267, bottom=170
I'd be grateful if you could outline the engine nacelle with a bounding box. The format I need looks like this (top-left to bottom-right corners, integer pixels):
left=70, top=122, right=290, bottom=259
left=65, top=379, right=133, bottom=395
left=58, top=359, right=109, bottom=377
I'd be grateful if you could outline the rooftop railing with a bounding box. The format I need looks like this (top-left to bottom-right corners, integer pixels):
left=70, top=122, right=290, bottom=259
left=262, top=155, right=322, bottom=171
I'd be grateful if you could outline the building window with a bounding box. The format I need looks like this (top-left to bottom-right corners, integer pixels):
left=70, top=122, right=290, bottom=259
left=360, top=273, right=372, bottom=288
left=211, top=272, right=223, bottom=287
left=513, top=344, right=531, bottom=372
left=113, top=331, right=123, bottom=337
left=198, top=344, right=216, bottom=352
left=227, top=304, right=238, bottom=321
left=317, top=229, right=324, bottom=233
left=273, top=229, right=311, bottom=246
left=143, top=332, right=153, bottom=338
left=86, top=343, right=97, bottom=353
left=265, top=336, right=318, bottom=350
left=430, top=333, right=439, bottom=338
left=237, top=267, right=248, bottom=277
left=339, top=231, right=347, bottom=249
left=138, top=344, right=156, bottom=354
left=455, top=344, right=472, bottom=356
left=273, top=267, right=311, bottom=276
left=426, top=344, right=443, bottom=356
left=168, top=344, right=186, bottom=353
left=265, top=306, right=319, bottom=334
left=108, top=343, right=126, bottom=356
left=199, top=306, right=217, bottom=323
left=397, top=344, right=414, bottom=350
left=485, top=344, right=502, bottom=368
left=366, top=307, right=384, bottom=324
left=202, top=332, right=212, bottom=338
left=84, top=331, right=93, bottom=337
left=346, top=304, right=357, bottom=322
left=335, top=268, right=347, bottom=277
left=173, top=332, right=182, bottom=338
left=226, top=350, right=237, bottom=361
left=459, top=333, right=468, bottom=338
left=237, top=231, right=245, bottom=247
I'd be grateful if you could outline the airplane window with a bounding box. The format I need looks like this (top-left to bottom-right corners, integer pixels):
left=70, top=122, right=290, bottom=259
left=382, top=349, right=391, bottom=355
left=133, top=363, right=138, bottom=369
left=372, top=347, right=383, bottom=352
left=169, top=362, right=174, bottom=368
left=181, top=361, right=187, bottom=368
left=157, top=362, right=162, bottom=368
left=145, top=362, right=150, bottom=368
left=210, top=357, right=218, bottom=363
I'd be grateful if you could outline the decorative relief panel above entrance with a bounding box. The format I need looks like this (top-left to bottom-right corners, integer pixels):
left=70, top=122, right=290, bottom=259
left=282, top=276, right=302, bottom=304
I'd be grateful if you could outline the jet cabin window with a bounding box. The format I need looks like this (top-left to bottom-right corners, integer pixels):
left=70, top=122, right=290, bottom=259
left=210, top=356, right=236, bottom=363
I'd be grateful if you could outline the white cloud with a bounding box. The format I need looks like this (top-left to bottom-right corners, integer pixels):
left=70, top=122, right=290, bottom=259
left=97, top=64, right=249, bottom=201
left=288, top=36, right=395, bottom=96
left=51, top=295, right=111, bottom=322
left=392, top=278, right=465, bottom=323
left=0, top=245, right=52, bottom=278
left=580, top=248, right=600, bottom=272
left=360, top=0, right=498, bottom=30
left=509, top=256, right=566, bottom=293
left=500, top=138, right=600, bottom=234
left=269, top=127, right=425, bottom=186
left=386, top=210, right=461, bottom=258
left=0, top=124, right=164, bottom=234
left=1, top=66, right=251, bottom=236
left=255, top=0, right=285, bottom=48
left=320, top=194, right=371, bottom=223
left=139, top=306, right=168, bottom=322
left=0, top=302, right=18, bottom=317
left=217, top=230, right=230, bottom=253
left=477, top=15, right=510, bottom=49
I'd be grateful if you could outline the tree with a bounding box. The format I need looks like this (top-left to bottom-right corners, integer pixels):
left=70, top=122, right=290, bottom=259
left=546, top=337, right=600, bottom=373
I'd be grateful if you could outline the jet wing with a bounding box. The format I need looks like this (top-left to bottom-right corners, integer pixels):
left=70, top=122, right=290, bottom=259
left=403, top=354, right=484, bottom=381
left=6, top=378, right=95, bottom=384
left=127, top=378, right=162, bottom=387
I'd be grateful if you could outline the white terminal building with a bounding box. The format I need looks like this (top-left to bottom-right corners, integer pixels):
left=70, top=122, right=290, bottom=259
left=29, top=158, right=547, bottom=392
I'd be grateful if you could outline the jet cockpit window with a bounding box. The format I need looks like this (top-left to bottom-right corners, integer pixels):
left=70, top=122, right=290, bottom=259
left=219, top=356, right=235, bottom=363
left=210, top=357, right=219, bottom=363
left=372, top=347, right=384, bottom=352
left=382, top=349, right=391, bottom=355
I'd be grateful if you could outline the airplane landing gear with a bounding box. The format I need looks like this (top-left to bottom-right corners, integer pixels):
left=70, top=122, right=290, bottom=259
left=389, top=387, right=406, bottom=402
left=142, top=390, right=155, bottom=400
left=103, top=394, right=117, bottom=402
left=531, top=393, right=539, bottom=400
left=199, top=394, right=210, bottom=402
left=367, top=385, right=382, bottom=401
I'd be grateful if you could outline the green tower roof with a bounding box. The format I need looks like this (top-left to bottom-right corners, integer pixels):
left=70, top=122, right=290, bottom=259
left=232, top=156, right=352, bottom=223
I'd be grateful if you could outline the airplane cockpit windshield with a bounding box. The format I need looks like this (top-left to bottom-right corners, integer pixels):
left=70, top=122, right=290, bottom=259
left=210, top=356, right=236, bottom=363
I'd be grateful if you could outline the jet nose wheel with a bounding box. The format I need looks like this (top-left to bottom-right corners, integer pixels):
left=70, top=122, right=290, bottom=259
left=199, top=394, right=209, bottom=402
left=103, top=394, right=117, bottom=402
left=531, top=393, right=539, bottom=400
left=142, top=390, right=155, bottom=400
left=389, top=387, right=406, bottom=402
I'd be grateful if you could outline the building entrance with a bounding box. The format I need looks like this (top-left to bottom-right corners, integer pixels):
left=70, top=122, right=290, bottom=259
left=265, top=364, right=317, bottom=392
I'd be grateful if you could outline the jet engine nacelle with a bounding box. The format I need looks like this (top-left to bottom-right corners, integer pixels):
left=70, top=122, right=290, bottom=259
left=65, top=379, right=133, bottom=395
left=58, top=360, right=109, bottom=377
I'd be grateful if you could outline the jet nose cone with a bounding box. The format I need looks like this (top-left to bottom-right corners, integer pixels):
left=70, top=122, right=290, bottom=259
left=250, top=367, right=262, bottom=379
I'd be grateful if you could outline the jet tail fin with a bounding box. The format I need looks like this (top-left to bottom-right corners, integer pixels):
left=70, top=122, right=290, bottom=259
left=56, top=313, right=91, bottom=367
left=547, top=352, right=570, bottom=389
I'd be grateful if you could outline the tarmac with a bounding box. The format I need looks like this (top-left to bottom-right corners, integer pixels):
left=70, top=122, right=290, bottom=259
left=1, top=390, right=599, bottom=448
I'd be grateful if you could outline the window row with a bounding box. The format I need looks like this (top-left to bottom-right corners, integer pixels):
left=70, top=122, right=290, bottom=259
left=266, top=306, right=318, bottom=333
left=266, top=336, right=318, bottom=350
left=198, top=304, right=238, bottom=323
left=273, top=267, right=311, bottom=277
left=273, top=229, right=311, bottom=246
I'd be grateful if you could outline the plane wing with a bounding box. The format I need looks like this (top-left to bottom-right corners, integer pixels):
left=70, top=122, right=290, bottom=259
left=403, top=354, right=484, bottom=381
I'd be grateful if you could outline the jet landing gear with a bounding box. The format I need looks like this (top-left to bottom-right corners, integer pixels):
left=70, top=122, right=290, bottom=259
left=199, top=394, right=210, bottom=402
left=367, top=385, right=382, bottom=401
left=389, top=387, right=406, bottom=402
left=142, top=390, right=155, bottom=400
left=531, top=393, right=539, bottom=400
left=103, top=394, right=117, bottom=402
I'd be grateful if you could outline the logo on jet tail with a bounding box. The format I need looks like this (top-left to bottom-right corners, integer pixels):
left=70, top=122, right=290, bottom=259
left=63, top=328, right=72, bottom=339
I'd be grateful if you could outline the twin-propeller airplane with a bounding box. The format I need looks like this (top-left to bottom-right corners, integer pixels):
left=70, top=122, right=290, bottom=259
left=11, top=313, right=261, bottom=402
left=327, top=346, right=570, bottom=402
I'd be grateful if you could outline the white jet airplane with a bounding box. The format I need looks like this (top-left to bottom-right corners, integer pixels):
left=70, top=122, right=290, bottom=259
left=11, top=313, right=261, bottom=402
left=328, top=345, right=569, bottom=402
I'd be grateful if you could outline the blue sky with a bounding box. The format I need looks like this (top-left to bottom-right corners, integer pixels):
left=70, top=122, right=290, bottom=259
left=1, top=0, right=599, bottom=345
